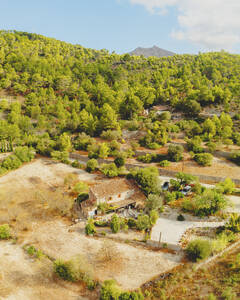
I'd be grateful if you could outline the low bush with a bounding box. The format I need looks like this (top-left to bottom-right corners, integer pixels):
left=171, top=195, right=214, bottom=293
left=101, top=163, right=119, bottom=178
left=110, top=214, right=120, bottom=233
left=183, top=189, right=228, bottom=216
left=73, top=181, right=89, bottom=194
left=51, top=150, right=69, bottom=163
left=186, top=239, right=212, bottom=262
left=177, top=214, right=185, bottom=221
left=101, top=130, right=122, bottom=141
left=230, top=152, right=240, bottom=166
left=100, top=279, right=144, bottom=300
left=85, top=219, right=96, bottom=236
left=221, top=287, right=237, bottom=300
left=225, top=214, right=240, bottom=233
left=14, top=146, right=35, bottom=162
left=74, top=133, right=95, bottom=151
left=71, top=160, right=84, bottom=169
left=186, top=136, right=204, bottom=153
left=100, top=280, right=121, bottom=300
left=114, top=156, right=125, bottom=168
left=86, top=158, right=98, bottom=173
left=217, top=178, right=235, bottom=194
left=136, top=215, right=151, bottom=231
left=159, top=160, right=170, bottom=167
left=54, top=255, right=94, bottom=288
left=164, top=191, right=177, bottom=203
left=168, top=144, right=183, bottom=162
left=0, top=224, right=11, bottom=239
left=194, top=153, right=213, bottom=166
left=1, top=155, right=22, bottom=170
left=94, top=220, right=109, bottom=227
left=54, top=259, right=75, bottom=281
left=127, top=218, right=137, bottom=228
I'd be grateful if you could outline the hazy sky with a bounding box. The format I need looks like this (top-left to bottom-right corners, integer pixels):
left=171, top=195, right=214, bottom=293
left=0, top=0, right=239, bottom=54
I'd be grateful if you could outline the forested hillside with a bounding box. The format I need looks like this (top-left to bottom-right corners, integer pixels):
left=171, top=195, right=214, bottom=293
left=0, top=30, right=240, bottom=160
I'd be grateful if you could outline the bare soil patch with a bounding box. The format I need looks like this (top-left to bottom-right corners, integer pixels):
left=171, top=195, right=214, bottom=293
left=0, top=241, right=85, bottom=300
left=23, top=220, right=181, bottom=290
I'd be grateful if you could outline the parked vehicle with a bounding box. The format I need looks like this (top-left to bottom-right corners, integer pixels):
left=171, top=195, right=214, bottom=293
left=181, top=185, right=192, bottom=195
left=162, top=181, right=170, bottom=191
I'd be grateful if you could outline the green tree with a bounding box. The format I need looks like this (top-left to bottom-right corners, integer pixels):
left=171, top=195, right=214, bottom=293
left=58, top=133, right=72, bottom=152
left=86, top=159, right=98, bottom=173
left=110, top=214, right=120, bottom=233
left=168, top=144, right=183, bottom=162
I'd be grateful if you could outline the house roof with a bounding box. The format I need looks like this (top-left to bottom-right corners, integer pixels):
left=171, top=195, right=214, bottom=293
left=90, top=178, right=134, bottom=199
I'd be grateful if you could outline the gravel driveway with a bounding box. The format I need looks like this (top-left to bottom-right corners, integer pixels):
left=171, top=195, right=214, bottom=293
left=150, top=218, right=226, bottom=248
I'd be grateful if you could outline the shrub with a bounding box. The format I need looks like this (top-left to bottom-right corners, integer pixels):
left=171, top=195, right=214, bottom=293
left=71, top=160, right=82, bottom=168
left=73, top=181, right=89, bottom=194
left=176, top=172, right=197, bottom=185
left=127, top=218, right=137, bottom=228
left=86, top=158, right=98, bottom=173
left=85, top=219, right=96, bottom=236
left=14, top=146, right=35, bottom=162
left=100, top=280, right=121, bottom=300
left=211, top=234, right=229, bottom=254
left=149, top=210, right=158, bottom=226
left=101, top=163, right=119, bottom=178
left=0, top=224, right=11, bottom=239
left=177, top=214, right=185, bottom=221
left=206, top=141, right=217, bottom=153
left=98, top=143, right=110, bottom=159
left=225, top=214, right=240, bottom=233
left=136, top=215, right=151, bottom=231
left=221, top=287, right=237, bottom=300
left=110, top=214, right=120, bottom=234
left=137, top=153, right=154, bottom=163
left=51, top=150, right=69, bottom=163
left=54, top=259, right=75, bottom=281
left=26, top=245, right=45, bottom=259
left=207, top=294, right=217, bottom=300
left=168, top=144, right=183, bottom=162
left=183, top=189, right=228, bottom=216
left=164, top=191, right=176, bottom=203
left=146, top=194, right=163, bottom=211
left=87, top=143, right=100, bottom=159
left=159, top=160, right=170, bottom=167
left=54, top=255, right=94, bottom=285
left=194, top=153, right=213, bottom=166
left=186, top=239, right=212, bottom=262
left=101, top=130, right=121, bottom=141
left=119, top=291, right=144, bottom=300
left=191, top=182, right=202, bottom=195
left=114, top=156, right=125, bottom=168
left=186, top=136, right=204, bottom=153
left=217, top=178, right=235, bottom=194
left=1, top=155, right=22, bottom=170
left=230, top=152, right=240, bottom=166
left=74, top=133, right=95, bottom=150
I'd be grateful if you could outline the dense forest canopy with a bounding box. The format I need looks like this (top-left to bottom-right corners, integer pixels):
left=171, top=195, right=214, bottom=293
left=0, top=30, right=239, bottom=158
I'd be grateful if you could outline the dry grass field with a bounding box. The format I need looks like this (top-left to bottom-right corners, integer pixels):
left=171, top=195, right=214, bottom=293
left=0, top=158, right=182, bottom=298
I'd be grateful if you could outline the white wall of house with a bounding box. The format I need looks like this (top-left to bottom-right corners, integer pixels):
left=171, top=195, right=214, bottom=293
left=96, top=189, right=135, bottom=205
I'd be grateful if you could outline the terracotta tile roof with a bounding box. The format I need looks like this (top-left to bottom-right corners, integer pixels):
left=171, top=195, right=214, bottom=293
left=90, top=178, right=134, bottom=199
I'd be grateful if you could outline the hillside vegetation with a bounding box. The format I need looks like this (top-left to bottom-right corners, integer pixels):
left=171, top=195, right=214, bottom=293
left=0, top=30, right=240, bottom=159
